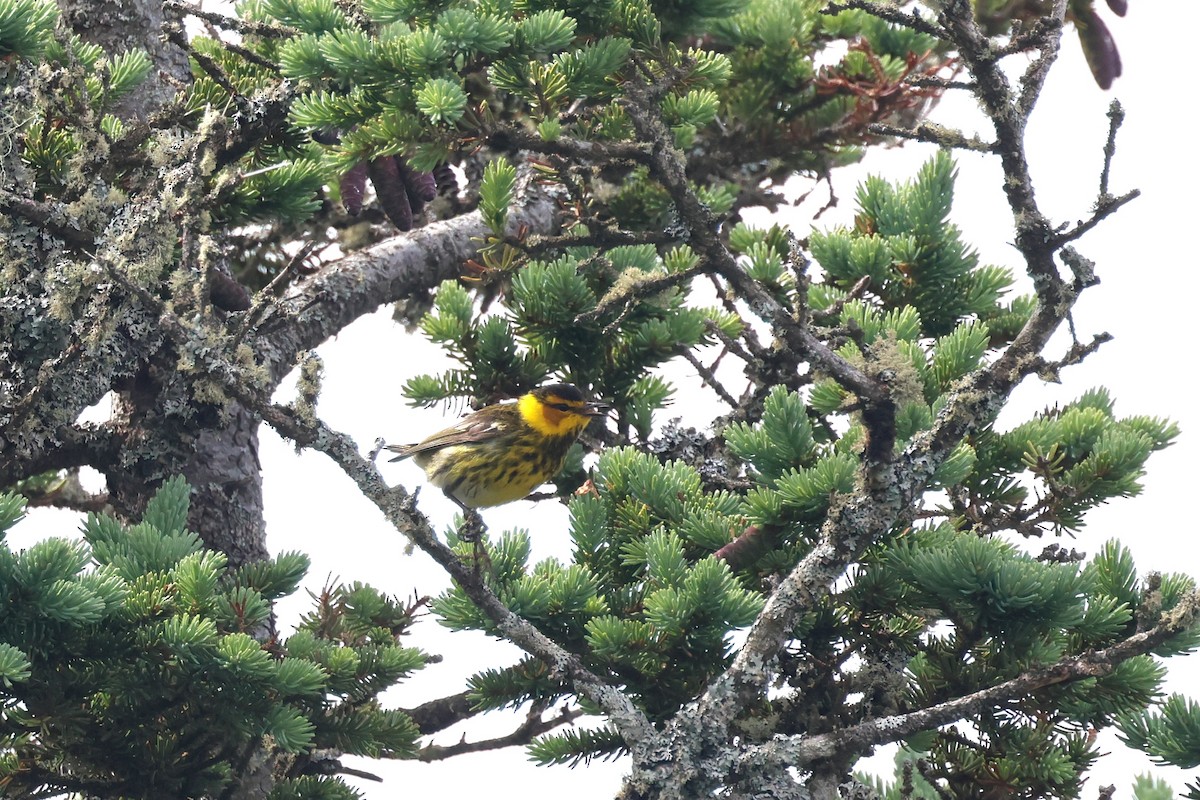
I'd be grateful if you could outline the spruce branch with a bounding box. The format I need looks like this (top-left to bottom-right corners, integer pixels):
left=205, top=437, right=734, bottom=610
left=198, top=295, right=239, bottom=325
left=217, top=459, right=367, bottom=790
left=947, top=485, right=1065, bottom=538
left=574, top=264, right=706, bottom=327
left=258, top=403, right=658, bottom=748
left=256, top=168, right=563, bottom=384
left=905, top=75, right=976, bottom=92
left=79, top=257, right=659, bottom=751
left=823, top=0, right=947, bottom=40
left=489, top=124, right=653, bottom=166
left=162, top=0, right=299, bottom=38
left=866, top=121, right=996, bottom=153
left=617, top=78, right=895, bottom=455
left=404, top=691, right=476, bottom=735
left=670, top=0, right=1122, bottom=782
left=740, top=600, right=1200, bottom=772
left=520, top=227, right=679, bottom=257
left=417, top=704, right=586, bottom=761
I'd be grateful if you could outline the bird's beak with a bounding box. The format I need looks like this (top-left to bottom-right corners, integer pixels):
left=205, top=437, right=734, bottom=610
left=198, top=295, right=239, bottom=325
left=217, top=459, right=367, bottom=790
left=585, top=401, right=611, bottom=417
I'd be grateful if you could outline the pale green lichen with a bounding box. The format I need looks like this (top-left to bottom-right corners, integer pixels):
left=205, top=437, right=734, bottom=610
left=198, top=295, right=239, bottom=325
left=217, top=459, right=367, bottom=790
left=192, top=376, right=232, bottom=411
left=862, top=335, right=925, bottom=409
left=598, top=266, right=672, bottom=311
left=166, top=266, right=198, bottom=309
left=234, top=344, right=270, bottom=390
left=293, top=352, right=324, bottom=426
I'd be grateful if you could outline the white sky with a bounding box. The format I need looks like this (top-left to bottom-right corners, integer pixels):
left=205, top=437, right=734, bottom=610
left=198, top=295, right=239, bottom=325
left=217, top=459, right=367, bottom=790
left=12, top=2, right=1200, bottom=797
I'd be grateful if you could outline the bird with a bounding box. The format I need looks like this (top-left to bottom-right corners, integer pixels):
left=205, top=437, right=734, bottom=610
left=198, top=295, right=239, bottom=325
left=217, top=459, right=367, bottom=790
left=385, top=383, right=608, bottom=517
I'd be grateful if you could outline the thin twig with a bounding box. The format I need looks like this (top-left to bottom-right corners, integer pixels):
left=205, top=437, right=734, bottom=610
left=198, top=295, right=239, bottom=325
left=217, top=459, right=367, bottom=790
left=489, top=124, right=652, bottom=166
left=417, top=704, right=586, bottom=761
left=1052, top=189, right=1140, bottom=248
left=1099, top=100, right=1125, bottom=199
left=520, top=227, right=678, bottom=256
left=822, top=0, right=946, bottom=40
left=165, top=24, right=241, bottom=101
left=575, top=264, right=706, bottom=326
left=222, top=38, right=282, bottom=73
left=162, top=0, right=299, bottom=37
left=233, top=238, right=328, bottom=344
left=680, top=350, right=738, bottom=409
left=866, top=122, right=996, bottom=153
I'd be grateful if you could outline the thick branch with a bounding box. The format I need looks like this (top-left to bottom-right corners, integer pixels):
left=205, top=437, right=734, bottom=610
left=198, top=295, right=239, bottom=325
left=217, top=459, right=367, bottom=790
left=0, top=190, right=96, bottom=250
left=405, top=691, right=476, bottom=735
left=255, top=175, right=562, bottom=384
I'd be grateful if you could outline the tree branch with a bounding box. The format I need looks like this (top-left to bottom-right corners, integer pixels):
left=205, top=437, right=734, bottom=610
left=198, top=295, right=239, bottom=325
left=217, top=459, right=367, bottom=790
left=822, top=0, right=947, bottom=40
left=254, top=170, right=562, bottom=384
left=489, top=124, right=653, bottom=165
left=646, top=2, right=1123, bottom=793
left=416, top=703, right=585, bottom=761
left=617, top=78, right=895, bottom=450
left=403, top=691, right=476, bottom=736
left=87, top=252, right=659, bottom=752
left=740, top=600, right=1199, bottom=772
left=865, top=121, right=996, bottom=153
left=937, top=0, right=1069, bottom=302
left=256, top=403, right=658, bottom=748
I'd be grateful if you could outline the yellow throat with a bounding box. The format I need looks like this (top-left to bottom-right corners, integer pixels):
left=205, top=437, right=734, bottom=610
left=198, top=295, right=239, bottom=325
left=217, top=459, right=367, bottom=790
left=517, top=391, right=591, bottom=438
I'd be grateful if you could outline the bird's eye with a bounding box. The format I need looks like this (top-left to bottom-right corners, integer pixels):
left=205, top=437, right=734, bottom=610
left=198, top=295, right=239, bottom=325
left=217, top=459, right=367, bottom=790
left=550, top=402, right=572, bottom=412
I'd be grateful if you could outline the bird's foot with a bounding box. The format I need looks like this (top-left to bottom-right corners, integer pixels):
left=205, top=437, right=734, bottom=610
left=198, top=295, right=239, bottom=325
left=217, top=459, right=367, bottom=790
left=457, top=508, right=486, bottom=543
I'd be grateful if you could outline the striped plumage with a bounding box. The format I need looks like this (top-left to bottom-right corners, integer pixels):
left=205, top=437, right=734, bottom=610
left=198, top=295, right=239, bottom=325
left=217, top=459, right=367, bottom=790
left=386, top=384, right=607, bottom=509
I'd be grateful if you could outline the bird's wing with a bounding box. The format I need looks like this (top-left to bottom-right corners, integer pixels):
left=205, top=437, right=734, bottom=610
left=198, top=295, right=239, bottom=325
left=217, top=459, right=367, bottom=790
left=386, top=414, right=511, bottom=460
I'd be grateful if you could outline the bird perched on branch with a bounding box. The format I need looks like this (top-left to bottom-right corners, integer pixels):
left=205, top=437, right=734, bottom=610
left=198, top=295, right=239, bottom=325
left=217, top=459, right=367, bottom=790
left=385, top=384, right=608, bottom=519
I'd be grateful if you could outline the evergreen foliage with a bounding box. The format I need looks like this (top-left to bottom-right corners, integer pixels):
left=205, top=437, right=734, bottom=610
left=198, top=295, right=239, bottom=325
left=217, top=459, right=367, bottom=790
left=2, top=0, right=1197, bottom=796
left=0, top=478, right=425, bottom=798
left=434, top=446, right=762, bottom=733
left=411, top=158, right=1199, bottom=789
left=810, top=152, right=1019, bottom=338
left=0, top=0, right=56, bottom=60
left=403, top=243, right=741, bottom=446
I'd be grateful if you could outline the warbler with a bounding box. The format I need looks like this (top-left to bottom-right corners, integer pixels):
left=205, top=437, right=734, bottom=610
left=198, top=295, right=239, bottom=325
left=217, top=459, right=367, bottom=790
left=385, top=383, right=608, bottom=511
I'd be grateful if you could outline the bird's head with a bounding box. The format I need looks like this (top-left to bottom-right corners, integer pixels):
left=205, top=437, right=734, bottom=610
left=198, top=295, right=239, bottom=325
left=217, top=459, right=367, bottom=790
left=518, top=383, right=608, bottom=437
